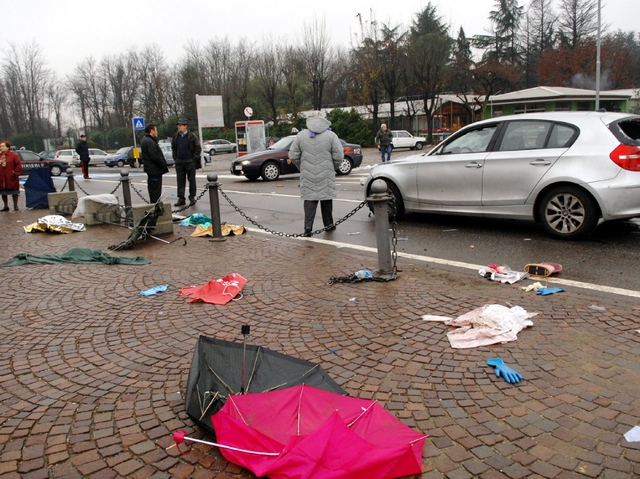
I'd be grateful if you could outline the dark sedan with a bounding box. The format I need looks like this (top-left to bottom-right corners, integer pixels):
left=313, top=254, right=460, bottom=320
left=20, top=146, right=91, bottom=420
left=230, top=135, right=363, bottom=181
left=15, top=150, right=70, bottom=177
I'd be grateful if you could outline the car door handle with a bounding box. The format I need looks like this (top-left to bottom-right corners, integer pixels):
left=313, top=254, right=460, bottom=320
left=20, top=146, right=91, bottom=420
left=465, top=162, right=483, bottom=168
left=529, top=159, right=551, bottom=166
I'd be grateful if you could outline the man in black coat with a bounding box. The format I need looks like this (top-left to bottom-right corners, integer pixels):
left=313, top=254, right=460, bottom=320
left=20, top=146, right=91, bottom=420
left=141, top=124, right=169, bottom=204
left=171, top=118, right=201, bottom=207
left=75, top=134, right=91, bottom=178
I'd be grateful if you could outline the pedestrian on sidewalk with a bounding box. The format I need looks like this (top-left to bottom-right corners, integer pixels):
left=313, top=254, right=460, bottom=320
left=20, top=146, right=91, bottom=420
left=375, top=123, right=393, bottom=163
left=141, top=124, right=169, bottom=204
left=171, top=118, right=201, bottom=207
left=76, top=134, right=91, bottom=178
left=287, top=110, right=343, bottom=237
left=0, top=140, right=22, bottom=211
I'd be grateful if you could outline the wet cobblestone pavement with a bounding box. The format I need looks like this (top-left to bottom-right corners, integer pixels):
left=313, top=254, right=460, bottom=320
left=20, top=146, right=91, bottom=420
left=1, top=206, right=639, bottom=479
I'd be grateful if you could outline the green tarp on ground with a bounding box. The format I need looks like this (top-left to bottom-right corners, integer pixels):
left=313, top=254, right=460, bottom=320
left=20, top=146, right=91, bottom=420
left=0, top=247, right=150, bottom=267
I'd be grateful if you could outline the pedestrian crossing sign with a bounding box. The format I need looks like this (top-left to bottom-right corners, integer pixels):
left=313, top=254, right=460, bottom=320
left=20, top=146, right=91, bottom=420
left=133, top=117, right=145, bottom=130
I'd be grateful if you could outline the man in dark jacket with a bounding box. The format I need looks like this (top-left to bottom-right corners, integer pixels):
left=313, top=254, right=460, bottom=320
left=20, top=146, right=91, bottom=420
left=75, top=134, right=91, bottom=178
left=171, top=118, right=201, bottom=207
left=375, top=124, right=393, bottom=163
left=141, top=124, right=169, bottom=204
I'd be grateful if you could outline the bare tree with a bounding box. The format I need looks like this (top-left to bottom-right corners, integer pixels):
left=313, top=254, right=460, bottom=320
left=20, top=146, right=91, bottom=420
left=300, top=18, right=334, bottom=110
left=557, top=0, right=598, bottom=49
left=3, top=41, right=51, bottom=134
left=102, top=51, right=139, bottom=127
left=380, top=23, right=407, bottom=129
left=46, top=80, right=66, bottom=137
left=137, top=45, right=167, bottom=122
left=254, top=38, right=284, bottom=125
left=280, top=44, right=305, bottom=118
left=68, top=57, right=110, bottom=133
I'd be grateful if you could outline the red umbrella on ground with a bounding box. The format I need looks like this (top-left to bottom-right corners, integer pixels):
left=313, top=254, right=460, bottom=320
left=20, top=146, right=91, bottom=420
left=179, top=273, right=247, bottom=304
left=192, top=384, right=427, bottom=479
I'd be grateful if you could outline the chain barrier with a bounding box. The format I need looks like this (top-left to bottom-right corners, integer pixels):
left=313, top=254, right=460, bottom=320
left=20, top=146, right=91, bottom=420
left=108, top=181, right=120, bottom=195
left=74, top=181, right=90, bottom=196
left=218, top=185, right=367, bottom=238
left=130, top=182, right=150, bottom=204
left=171, top=186, right=209, bottom=214
left=59, top=178, right=67, bottom=192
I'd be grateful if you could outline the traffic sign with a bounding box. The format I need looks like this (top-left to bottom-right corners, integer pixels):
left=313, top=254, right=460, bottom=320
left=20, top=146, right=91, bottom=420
left=133, top=117, right=145, bottom=130
left=244, top=107, right=253, bottom=118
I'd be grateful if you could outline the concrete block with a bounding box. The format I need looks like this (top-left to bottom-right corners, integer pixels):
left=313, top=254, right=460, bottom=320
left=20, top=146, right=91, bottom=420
left=48, top=191, right=78, bottom=215
left=131, top=203, right=173, bottom=236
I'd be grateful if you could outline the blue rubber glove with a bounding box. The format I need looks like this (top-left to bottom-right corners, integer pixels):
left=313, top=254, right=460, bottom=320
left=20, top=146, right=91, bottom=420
left=141, top=284, right=169, bottom=296
left=536, top=287, right=566, bottom=296
left=487, top=358, right=523, bottom=384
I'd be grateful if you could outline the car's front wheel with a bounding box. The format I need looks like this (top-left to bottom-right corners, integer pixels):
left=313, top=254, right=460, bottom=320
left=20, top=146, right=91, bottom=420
left=117, top=160, right=125, bottom=168
left=260, top=161, right=280, bottom=181
left=50, top=165, right=63, bottom=177
left=415, top=142, right=424, bottom=150
left=232, top=147, right=237, bottom=153
left=367, top=180, right=405, bottom=219
left=538, top=186, right=599, bottom=239
left=336, top=157, right=353, bottom=175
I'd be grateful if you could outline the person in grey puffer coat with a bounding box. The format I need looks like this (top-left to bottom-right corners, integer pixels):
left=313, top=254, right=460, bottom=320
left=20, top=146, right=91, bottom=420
left=288, top=110, right=344, bottom=236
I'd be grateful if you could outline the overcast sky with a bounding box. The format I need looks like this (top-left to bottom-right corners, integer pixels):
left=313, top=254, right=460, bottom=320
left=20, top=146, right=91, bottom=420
left=4, top=0, right=638, bottom=79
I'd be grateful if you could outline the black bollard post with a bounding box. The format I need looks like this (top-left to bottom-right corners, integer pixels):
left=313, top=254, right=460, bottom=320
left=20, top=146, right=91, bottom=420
left=119, top=169, right=132, bottom=207
left=206, top=173, right=226, bottom=243
left=66, top=168, right=75, bottom=192
left=366, top=179, right=395, bottom=279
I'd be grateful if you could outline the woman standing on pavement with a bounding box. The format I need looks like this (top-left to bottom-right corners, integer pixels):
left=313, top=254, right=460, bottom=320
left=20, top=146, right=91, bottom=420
left=0, top=140, right=22, bottom=211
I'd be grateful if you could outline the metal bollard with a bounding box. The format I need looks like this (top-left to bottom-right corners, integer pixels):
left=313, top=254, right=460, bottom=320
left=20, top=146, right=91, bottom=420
left=66, top=168, right=75, bottom=191
left=206, top=173, right=226, bottom=243
left=367, top=179, right=394, bottom=279
left=119, top=169, right=132, bottom=207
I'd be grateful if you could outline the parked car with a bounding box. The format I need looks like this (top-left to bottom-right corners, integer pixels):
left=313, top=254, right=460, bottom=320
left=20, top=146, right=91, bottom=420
left=39, top=150, right=57, bottom=159
left=70, top=148, right=108, bottom=166
left=104, top=146, right=135, bottom=168
left=55, top=149, right=79, bottom=164
left=391, top=130, right=428, bottom=150
left=203, top=139, right=237, bottom=155
left=363, top=111, right=640, bottom=239
left=160, top=144, right=175, bottom=167
left=230, top=135, right=363, bottom=181
left=16, top=150, right=70, bottom=177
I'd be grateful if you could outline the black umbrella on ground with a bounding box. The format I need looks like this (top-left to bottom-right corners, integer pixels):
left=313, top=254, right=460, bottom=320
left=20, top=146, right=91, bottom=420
left=185, top=333, right=346, bottom=438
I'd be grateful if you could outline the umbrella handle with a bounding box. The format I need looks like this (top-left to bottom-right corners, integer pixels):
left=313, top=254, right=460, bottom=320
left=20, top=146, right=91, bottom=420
left=172, top=430, right=279, bottom=456
left=173, top=430, right=192, bottom=455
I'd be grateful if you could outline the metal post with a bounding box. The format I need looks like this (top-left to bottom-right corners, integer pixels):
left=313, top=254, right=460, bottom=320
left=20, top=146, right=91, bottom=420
left=240, top=325, right=250, bottom=394
left=367, top=179, right=394, bottom=279
left=206, top=173, right=226, bottom=242
left=119, top=169, right=132, bottom=207
left=66, top=168, right=75, bottom=192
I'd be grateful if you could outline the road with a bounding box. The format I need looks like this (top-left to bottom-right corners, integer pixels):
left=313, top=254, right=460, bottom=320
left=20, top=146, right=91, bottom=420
left=55, top=148, right=640, bottom=298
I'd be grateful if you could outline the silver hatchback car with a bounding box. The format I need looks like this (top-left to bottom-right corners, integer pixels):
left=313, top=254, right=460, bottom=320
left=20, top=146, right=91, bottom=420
left=363, top=111, right=640, bottom=239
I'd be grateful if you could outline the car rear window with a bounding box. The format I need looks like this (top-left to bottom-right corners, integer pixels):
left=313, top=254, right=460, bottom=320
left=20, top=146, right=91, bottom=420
left=613, top=118, right=640, bottom=145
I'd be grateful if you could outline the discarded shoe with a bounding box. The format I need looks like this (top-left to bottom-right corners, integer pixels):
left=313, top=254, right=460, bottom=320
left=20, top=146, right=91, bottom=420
left=524, top=263, right=563, bottom=277
left=174, top=201, right=186, bottom=207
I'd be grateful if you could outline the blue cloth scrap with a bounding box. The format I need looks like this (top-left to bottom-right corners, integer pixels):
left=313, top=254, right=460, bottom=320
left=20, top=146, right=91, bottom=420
left=536, top=287, right=566, bottom=296
left=141, top=284, right=169, bottom=296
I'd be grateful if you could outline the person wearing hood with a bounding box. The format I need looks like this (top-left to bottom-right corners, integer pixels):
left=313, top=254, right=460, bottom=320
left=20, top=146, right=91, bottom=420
left=287, top=111, right=344, bottom=237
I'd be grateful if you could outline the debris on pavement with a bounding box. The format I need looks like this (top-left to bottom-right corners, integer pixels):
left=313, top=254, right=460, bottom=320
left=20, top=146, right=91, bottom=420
left=624, top=426, right=640, bottom=442
left=589, top=304, right=606, bottom=311
left=179, top=273, right=247, bottom=304
left=536, top=287, right=566, bottom=296
left=445, top=304, right=537, bottom=349
left=422, top=315, right=453, bottom=322
left=521, top=282, right=544, bottom=292
left=479, top=264, right=528, bottom=284
left=24, top=214, right=86, bottom=234
left=524, top=262, right=563, bottom=277
left=487, top=357, right=523, bottom=384
left=140, top=284, right=169, bottom=296
left=0, top=247, right=150, bottom=267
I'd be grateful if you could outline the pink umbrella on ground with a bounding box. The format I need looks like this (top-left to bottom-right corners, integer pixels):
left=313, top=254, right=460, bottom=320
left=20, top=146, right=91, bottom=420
left=176, top=384, right=426, bottom=479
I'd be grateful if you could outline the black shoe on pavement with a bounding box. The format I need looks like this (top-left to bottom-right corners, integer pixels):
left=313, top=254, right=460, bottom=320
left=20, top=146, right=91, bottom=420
left=303, top=230, right=312, bottom=237
left=174, top=201, right=186, bottom=207
left=325, top=225, right=336, bottom=232
left=189, top=199, right=196, bottom=206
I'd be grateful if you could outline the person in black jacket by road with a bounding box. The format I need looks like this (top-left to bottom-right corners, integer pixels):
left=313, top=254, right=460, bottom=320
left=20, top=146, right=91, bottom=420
left=75, top=134, right=91, bottom=178
left=171, top=118, right=201, bottom=207
left=141, top=124, right=169, bottom=204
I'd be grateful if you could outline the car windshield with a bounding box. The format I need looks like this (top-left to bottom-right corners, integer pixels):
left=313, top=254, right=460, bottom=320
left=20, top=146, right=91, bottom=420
left=115, top=147, right=129, bottom=154
left=269, top=137, right=294, bottom=150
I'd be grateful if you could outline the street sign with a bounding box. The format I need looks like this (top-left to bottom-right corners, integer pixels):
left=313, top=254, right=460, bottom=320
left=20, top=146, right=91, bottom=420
left=133, top=117, right=145, bottom=130
left=244, top=107, right=253, bottom=118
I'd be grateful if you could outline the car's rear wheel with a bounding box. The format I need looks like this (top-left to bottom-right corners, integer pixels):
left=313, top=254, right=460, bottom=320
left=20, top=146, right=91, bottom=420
left=210, top=148, right=216, bottom=156
left=538, top=186, right=599, bottom=239
left=232, top=147, right=237, bottom=153
left=50, top=165, right=62, bottom=177
left=337, top=157, right=353, bottom=175
left=260, top=162, right=280, bottom=181
left=415, top=142, right=424, bottom=150
left=117, top=160, right=125, bottom=168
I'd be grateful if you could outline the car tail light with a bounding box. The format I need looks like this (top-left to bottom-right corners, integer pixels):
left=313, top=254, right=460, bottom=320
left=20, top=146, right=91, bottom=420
left=610, top=144, right=640, bottom=171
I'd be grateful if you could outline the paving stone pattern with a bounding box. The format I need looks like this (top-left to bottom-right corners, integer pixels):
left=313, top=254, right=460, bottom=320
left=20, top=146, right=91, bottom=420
left=1, top=207, right=640, bottom=479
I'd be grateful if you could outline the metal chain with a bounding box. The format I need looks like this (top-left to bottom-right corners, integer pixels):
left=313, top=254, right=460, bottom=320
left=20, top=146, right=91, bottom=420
left=130, top=182, right=150, bottom=204
left=389, top=197, right=398, bottom=277
left=218, top=185, right=367, bottom=238
left=74, top=181, right=90, bottom=196
left=108, top=182, right=120, bottom=195
left=59, top=178, right=67, bottom=192
left=171, top=186, right=209, bottom=214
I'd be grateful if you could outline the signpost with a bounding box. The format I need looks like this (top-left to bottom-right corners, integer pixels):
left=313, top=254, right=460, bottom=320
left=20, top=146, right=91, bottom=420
left=131, top=117, right=145, bottom=168
left=196, top=95, right=225, bottom=165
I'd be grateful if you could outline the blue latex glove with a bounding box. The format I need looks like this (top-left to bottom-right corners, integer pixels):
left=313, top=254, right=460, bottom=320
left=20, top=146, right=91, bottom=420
left=487, top=358, right=523, bottom=384
left=141, top=284, right=169, bottom=296
left=536, top=287, right=566, bottom=296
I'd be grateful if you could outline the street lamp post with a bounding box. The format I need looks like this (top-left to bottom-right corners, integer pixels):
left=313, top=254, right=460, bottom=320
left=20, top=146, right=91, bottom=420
left=595, top=0, right=601, bottom=110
